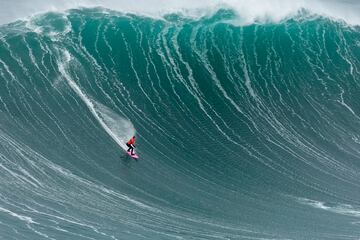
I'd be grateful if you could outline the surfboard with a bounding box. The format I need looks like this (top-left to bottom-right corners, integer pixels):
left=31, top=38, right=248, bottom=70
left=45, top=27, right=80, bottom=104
left=127, top=151, right=139, bottom=159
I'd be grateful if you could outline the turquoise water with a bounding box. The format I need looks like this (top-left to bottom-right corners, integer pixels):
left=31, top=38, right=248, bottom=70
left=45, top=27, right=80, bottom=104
left=1, top=8, right=360, bottom=239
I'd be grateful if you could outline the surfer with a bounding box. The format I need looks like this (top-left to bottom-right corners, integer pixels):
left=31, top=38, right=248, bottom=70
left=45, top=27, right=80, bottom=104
left=126, top=136, right=136, bottom=155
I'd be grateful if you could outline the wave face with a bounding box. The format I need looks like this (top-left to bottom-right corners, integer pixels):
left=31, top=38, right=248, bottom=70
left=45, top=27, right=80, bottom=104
left=1, top=8, right=360, bottom=239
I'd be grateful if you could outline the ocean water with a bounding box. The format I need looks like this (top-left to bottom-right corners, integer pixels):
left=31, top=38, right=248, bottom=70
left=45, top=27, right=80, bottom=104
left=1, top=3, right=360, bottom=240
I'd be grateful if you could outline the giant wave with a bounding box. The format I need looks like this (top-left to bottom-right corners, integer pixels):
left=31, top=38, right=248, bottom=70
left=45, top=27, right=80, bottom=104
left=1, top=6, right=360, bottom=240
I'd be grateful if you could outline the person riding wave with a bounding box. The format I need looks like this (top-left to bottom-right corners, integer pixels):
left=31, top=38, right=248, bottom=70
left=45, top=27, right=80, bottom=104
left=126, top=136, right=136, bottom=155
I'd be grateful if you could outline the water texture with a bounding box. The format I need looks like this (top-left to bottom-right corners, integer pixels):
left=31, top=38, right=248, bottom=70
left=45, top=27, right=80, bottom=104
left=0, top=7, right=360, bottom=240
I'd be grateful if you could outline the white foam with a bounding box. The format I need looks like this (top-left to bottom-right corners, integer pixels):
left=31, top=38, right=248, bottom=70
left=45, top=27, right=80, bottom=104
left=0, top=0, right=360, bottom=26
left=0, top=207, right=36, bottom=224
left=297, top=197, right=360, bottom=218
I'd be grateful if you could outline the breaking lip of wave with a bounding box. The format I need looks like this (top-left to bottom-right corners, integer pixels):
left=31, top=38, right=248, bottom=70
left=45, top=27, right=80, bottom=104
left=1, top=0, right=360, bottom=26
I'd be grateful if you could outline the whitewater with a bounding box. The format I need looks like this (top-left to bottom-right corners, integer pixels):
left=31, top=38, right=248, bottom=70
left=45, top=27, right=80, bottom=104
left=1, top=0, right=360, bottom=239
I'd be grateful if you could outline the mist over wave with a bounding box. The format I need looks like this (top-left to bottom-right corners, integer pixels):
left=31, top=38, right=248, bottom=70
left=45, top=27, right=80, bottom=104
left=0, top=5, right=360, bottom=240
left=1, top=0, right=360, bottom=26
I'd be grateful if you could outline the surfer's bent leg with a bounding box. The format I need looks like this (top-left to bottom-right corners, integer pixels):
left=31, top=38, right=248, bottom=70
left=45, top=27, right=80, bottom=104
left=126, top=143, right=132, bottom=152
